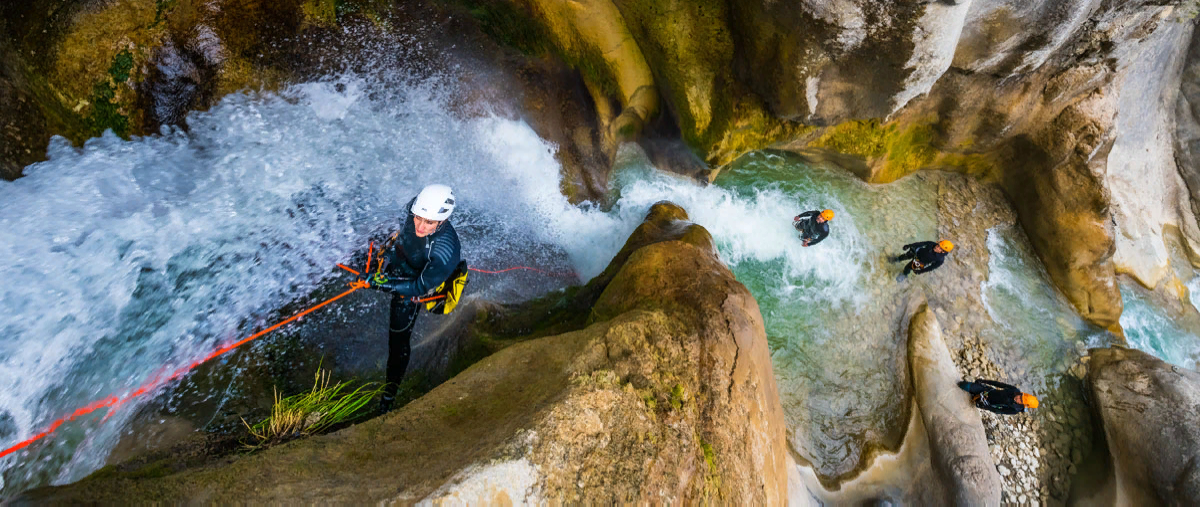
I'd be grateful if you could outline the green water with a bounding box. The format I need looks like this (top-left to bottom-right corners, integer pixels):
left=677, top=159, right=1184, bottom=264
left=605, top=146, right=1198, bottom=483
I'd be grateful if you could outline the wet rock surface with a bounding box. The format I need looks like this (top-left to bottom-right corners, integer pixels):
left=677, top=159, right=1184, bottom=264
left=1084, top=346, right=1200, bottom=505
left=931, top=173, right=1097, bottom=507
left=909, top=304, right=1002, bottom=506
left=17, top=202, right=791, bottom=504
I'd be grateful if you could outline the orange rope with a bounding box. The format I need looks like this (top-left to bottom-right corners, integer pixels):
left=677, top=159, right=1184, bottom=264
left=0, top=281, right=369, bottom=460
left=366, top=242, right=374, bottom=277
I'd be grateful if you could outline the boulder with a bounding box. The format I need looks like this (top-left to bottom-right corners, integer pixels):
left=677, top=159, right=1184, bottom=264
left=908, top=304, right=1002, bottom=506
left=1085, top=347, right=1200, bottom=505
left=18, top=202, right=791, bottom=504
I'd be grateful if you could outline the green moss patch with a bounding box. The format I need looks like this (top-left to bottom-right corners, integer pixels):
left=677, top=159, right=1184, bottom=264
left=85, top=50, right=135, bottom=138
left=808, top=117, right=998, bottom=183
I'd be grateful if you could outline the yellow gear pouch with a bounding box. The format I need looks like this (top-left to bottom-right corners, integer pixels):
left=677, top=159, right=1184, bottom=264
left=426, top=261, right=469, bottom=314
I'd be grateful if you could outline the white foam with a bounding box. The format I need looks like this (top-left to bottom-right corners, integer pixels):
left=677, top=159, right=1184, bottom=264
left=604, top=147, right=870, bottom=306
left=0, top=72, right=589, bottom=493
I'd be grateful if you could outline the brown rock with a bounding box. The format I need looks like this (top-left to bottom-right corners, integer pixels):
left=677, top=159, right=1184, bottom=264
left=908, top=304, right=1002, bottom=506
left=19, top=202, right=791, bottom=504
left=1082, top=347, right=1200, bottom=505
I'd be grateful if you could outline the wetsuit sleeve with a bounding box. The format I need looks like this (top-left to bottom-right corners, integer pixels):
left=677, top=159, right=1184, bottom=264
left=912, top=257, right=943, bottom=274
left=979, top=379, right=1018, bottom=391
left=372, top=237, right=460, bottom=297
left=798, top=210, right=819, bottom=220
left=903, top=241, right=936, bottom=251
left=988, top=402, right=1024, bottom=415
left=806, top=225, right=829, bottom=246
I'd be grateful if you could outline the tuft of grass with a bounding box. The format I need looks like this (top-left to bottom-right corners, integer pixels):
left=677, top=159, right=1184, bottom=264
left=242, top=368, right=384, bottom=447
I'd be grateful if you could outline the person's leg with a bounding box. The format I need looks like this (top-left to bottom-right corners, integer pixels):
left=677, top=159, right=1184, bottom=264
left=891, top=250, right=915, bottom=263
left=903, top=262, right=914, bottom=276
left=958, top=381, right=987, bottom=395
left=382, top=296, right=419, bottom=411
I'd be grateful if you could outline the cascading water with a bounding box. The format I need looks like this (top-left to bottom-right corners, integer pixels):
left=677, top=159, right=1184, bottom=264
left=0, top=71, right=619, bottom=495
left=6, top=47, right=1200, bottom=501
left=1121, top=283, right=1200, bottom=370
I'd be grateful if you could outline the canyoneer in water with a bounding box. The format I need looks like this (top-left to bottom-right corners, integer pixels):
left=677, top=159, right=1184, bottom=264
left=361, top=184, right=464, bottom=412
left=891, top=240, right=953, bottom=281
left=958, top=379, right=1039, bottom=415
left=793, top=209, right=834, bottom=247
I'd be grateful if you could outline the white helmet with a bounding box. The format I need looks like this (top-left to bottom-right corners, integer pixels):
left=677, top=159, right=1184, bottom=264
left=411, top=184, right=456, bottom=221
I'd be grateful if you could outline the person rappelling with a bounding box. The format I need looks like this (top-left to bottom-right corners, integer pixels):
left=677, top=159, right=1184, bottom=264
left=359, top=184, right=464, bottom=412
left=890, top=240, right=953, bottom=281
left=957, top=379, right=1039, bottom=415
left=793, top=209, right=834, bottom=247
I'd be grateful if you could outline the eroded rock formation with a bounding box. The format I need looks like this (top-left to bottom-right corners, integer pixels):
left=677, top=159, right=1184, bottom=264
left=1082, top=346, right=1200, bottom=505
left=791, top=300, right=1003, bottom=505
left=457, top=0, right=1200, bottom=331
left=18, top=202, right=790, bottom=504
left=908, top=304, right=1002, bottom=506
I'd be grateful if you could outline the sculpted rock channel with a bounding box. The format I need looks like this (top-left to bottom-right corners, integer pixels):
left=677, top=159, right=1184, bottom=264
left=795, top=302, right=1002, bottom=505
left=18, top=202, right=790, bottom=504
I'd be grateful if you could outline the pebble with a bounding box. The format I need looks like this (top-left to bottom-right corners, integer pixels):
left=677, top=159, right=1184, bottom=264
left=998, top=465, right=1011, bottom=477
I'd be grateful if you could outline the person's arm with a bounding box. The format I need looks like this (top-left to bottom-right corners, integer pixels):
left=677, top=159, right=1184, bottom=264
left=369, top=237, right=460, bottom=297
left=978, top=379, right=1018, bottom=391
left=796, top=210, right=818, bottom=220
left=903, top=241, right=935, bottom=251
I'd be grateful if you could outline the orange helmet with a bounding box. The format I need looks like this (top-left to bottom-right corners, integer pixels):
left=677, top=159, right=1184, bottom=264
left=938, top=240, right=954, bottom=252
left=820, top=209, right=835, bottom=221
left=1020, top=393, right=1039, bottom=409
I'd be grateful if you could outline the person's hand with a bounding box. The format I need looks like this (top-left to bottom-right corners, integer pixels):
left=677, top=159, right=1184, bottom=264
left=802, top=239, right=810, bottom=247
left=794, top=215, right=802, bottom=221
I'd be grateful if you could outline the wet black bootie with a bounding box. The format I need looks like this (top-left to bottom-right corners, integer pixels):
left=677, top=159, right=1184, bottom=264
left=378, top=395, right=395, bottom=414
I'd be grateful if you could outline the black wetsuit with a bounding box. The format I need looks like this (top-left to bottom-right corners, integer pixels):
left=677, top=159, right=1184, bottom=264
left=958, top=380, right=1025, bottom=415
left=894, top=241, right=947, bottom=275
left=793, top=211, right=830, bottom=246
left=367, top=200, right=461, bottom=401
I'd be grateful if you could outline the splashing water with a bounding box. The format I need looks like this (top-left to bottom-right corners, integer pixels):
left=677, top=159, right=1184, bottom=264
left=0, top=72, right=622, bottom=495
left=1121, top=283, right=1200, bottom=371
left=6, top=66, right=1200, bottom=499
left=979, top=226, right=1104, bottom=388
left=598, top=148, right=936, bottom=481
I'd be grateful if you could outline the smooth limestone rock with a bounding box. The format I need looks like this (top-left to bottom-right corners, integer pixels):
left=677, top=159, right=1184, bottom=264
left=908, top=304, right=1002, bottom=506
left=792, top=302, right=1000, bottom=505
left=1084, top=347, right=1200, bottom=505
left=467, top=0, right=1199, bottom=331
left=18, top=202, right=791, bottom=504
left=1108, top=15, right=1200, bottom=292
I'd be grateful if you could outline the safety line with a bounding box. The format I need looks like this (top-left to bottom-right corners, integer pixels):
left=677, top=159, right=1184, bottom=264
left=0, top=282, right=369, bottom=460
left=2, top=259, right=574, bottom=459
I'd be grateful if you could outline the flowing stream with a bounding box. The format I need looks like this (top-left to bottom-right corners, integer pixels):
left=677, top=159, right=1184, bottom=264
left=3, top=68, right=1200, bottom=496
left=0, top=72, right=609, bottom=495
